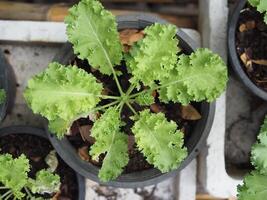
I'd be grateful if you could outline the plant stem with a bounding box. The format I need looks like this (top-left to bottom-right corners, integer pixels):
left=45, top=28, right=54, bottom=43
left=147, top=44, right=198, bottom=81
left=3, top=192, right=12, bottom=200
left=93, top=100, right=120, bottom=112
left=111, top=69, right=124, bottom=96
left=24, top=187, right=33, bottom=199
left=74, top=100, right=120, bottom=120
left=0, top=186, right=8, bottom=190
left=117, top=101, right=124, bottom=115
left=129, top=75, right=200, bottom=99
left=99, top=95, right=120, bottom=100
left=125, top=84, right=136, bottom=97
left=1, top=190, right=12, bottom=199
left=126, top=102, right=137, bottom=115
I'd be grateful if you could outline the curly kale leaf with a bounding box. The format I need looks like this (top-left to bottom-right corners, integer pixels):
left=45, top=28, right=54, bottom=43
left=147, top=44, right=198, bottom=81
left=132, top=110, right=187, bottom=172
left=237, top=116, right=267, bottom=200
left=135, top=92, right=154, bottom=106
left=24, top=62, right=103, bottom=137
left=0, top=154, right=30, bottom=199
left=237, top=170, right=267, bottom=200
left=159, top=48, right=228, bottom=105
left=65, top=0, right=122, bottom=75
left=48, top=118, right=74, bottom=138
left=248, top=0, right=267, bottom=23
left=251, top=116, right=267, bottom=174
left=126, top=23, right=180, bottom=87
left=248, top=0, right=260, bottom=7
left=0, top=89, right=6, bottom=104
left=89, top=107, right=129, bottom=182
left=28, top=169, right=60, bottom=195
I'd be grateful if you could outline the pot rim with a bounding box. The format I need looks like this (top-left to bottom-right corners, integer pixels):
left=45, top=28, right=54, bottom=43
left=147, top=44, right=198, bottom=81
left=228, top=0, right=267, bottom=100
left=0, top=125, right=86, bottom=200
left=49, top=14, right=216, bottom=188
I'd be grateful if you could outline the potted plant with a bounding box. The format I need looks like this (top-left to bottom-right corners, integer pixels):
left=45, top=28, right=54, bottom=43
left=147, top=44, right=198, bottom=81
left=0, top=126, right=85, bottom=199
left=228, top=0, right=267, bottom=100
left=24, top=0, right=228, bottom=187
left=0, top=50, right=15, bottom=122
left=237, top=115, right=267, bottom=199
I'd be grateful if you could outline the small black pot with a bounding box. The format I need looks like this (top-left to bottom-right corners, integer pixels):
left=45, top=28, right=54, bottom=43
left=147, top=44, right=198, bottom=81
left=228, top=0, right=267, bottom=100
left=0, top=50, right=16, bottom=122
left=49, top=14, right=216, bottom=187
left=0, top=126, right=86, bottom=200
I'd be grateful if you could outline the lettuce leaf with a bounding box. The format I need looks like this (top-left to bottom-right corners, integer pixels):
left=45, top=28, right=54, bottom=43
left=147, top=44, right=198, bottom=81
left=28, top=169, right=60, bottom=195
left=0, top=154, right=30, bottom=199
left=248, top=0, right=259, bottom=7
left=24, top=62, right=103, bottom=136
left=65, top=0, right=122, bottom=75
left=135, top=92, right=154, bottom=106
left=159, top=48, right=228, bottom=105
left=237, top=170, right=267, bottom=200
left=89, top=107, right=129, bottom=182
left=237, top=116, right=267, bottom=200
left=251, top=116, right=267, bottom=175
left=248, top=0, right=267, bottom=24
left=126, top=23, right=179, bottom=87
left=48, top=118, right=73, bottom=138
left=132, top=109, right=187, bottom=172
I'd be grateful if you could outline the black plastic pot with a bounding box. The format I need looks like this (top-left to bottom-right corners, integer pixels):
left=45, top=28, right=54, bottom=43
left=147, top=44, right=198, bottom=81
left=0, top=50, right=16, bottom=122
left=0, top=126, right=86, bottom=200
left=228, top=0, right=267, bottom=100
left=49, top=14, right=216, bottom=188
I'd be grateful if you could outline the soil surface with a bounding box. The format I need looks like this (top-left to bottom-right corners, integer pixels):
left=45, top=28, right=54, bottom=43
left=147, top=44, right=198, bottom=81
left=66, top=38, right=202, bottom=173
left=236, top=5, right=267, bottom=91
left=0, top=134, right=79, bottom=200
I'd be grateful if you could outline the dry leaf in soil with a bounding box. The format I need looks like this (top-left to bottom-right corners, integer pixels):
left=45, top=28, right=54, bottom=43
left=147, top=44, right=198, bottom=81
left=239, top=20, right=256, bottom=32
left=181, top=105, right=201, bottom=120
left=52, top=190, right=61, bottom=200
left=31, top=156, right=42, bottom=162
left=78, top=146, right=90, bottom=161
left=150, top=103, right=164, bottom=113
left=78, top=124, right=95, bottom=143
left=119, top=29, right=144, bottom=52
left=246, top=20, right=256, bottom=30
left=252, top=59, right=267, bottom=66
left=45, top=150, right=59, bottom=172
left=240, top=52, right=253, bottom=72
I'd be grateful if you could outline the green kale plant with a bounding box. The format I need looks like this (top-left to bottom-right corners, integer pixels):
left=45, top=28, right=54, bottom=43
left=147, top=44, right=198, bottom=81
left=237, top=116, right=267, bottom=200
left=0, top=89, right=6, bottom=105
left=248, top=0, right=267, bottom=24
left=0, top=153, right=60, bottom=200
left=23, top=0, right=228, bottom=182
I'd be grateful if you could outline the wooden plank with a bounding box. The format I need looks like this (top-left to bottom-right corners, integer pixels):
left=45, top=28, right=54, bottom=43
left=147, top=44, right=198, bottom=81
left=196, top=194, right=237, bottom=200
left=46, top=4, right=69, bottom=22
left=0, top=1, right=50, bottom=21
left=0, top=1, right=196, bottom=29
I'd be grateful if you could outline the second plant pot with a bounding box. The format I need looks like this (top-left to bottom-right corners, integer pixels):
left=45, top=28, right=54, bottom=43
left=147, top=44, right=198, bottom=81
left=0, top=126, right=86, bottom=200
left=228, top=0, right=267, bottom=100
left=0, top=50, right=16, bottom=122
left=48, top=14, right=216, bottom=188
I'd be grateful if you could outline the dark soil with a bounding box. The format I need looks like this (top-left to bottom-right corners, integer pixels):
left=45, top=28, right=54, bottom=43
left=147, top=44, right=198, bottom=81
left=66, top=50, right=201, bottom=173
left=0, top=134, right=79, bottom=200
left=236, top=5, right=267, bottom=91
